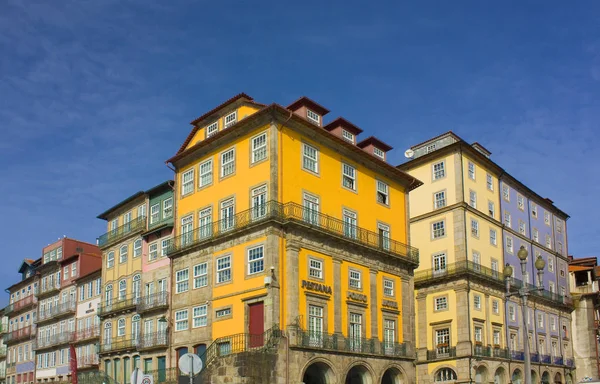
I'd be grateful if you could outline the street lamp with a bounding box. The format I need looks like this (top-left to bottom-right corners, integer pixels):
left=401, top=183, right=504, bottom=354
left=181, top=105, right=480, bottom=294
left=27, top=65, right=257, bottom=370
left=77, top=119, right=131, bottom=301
left=504, top=245, right=546, bottom=384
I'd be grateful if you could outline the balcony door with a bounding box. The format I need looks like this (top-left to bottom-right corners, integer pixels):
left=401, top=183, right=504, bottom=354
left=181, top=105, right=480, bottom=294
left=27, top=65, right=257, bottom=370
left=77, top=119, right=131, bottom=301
left=248, top=302, right=264, bottom=348
left=308, top=305, right=323, bottom=347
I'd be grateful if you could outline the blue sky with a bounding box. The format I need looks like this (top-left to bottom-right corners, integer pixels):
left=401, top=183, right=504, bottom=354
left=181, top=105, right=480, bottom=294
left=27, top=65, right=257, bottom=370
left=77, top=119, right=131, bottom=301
left=1, top=0, right=598, bottom=302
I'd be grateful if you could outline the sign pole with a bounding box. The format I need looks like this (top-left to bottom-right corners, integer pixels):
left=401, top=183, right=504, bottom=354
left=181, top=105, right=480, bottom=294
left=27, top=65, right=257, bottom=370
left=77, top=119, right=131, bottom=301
left=189, top=354, right=194, bottom=384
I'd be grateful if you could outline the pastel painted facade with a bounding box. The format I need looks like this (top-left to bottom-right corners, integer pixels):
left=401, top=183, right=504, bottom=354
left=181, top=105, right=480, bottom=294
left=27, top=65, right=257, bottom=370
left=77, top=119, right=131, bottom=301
left=399, top=132, right=575, bottom=384
left=165, top=94, right=419, bottom=384
left=0, top=314, right=7, bottom=384
left=74, top=270, right=102, bottom=373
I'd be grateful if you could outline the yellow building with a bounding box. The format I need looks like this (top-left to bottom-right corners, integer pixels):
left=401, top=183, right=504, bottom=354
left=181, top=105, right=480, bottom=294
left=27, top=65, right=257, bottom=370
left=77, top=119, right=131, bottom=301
left=398, top=132, right=574, bottom=384
left=165, top=93, right=421, bottom=383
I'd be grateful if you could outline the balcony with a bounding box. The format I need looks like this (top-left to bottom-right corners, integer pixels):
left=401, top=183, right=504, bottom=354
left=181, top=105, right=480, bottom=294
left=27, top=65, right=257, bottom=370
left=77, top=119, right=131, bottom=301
left=145, top=368, right=178, bottom=384
left=166, top=201, right=419, bottom=265
left=99, top=338, right=137, bottom=354
left=98, top=216, right=147, bottom=248
left=493, top=347, right=510, bottom=359
left=473, top=345, right=491, bottom=357
left=36, top=283, right=60, bottom=298
left=511, top=350, right=525, bottom=361
left=75, top=326, right=100, bottom=342
left=136, top=292, right=169, bottom=314
left=5, top=295, right=37, bottom=315
left=541, top=354, right=552, bottom=364
left=34, top=332, right=75, bottom=350
left=414, top=260, right=573, bottom=308
left=98, top=295, right=138, bottom=317
left=0, top=323, right=8, bottom=334
left=565, top=358, right=575, bottom=367
left=147, top=214, right=174, bottom=231
left=554, top=356, right=564, bottom=365
left=5, top=326, right=35, bottom=344
left=0, top=346, right=6, bottom=358
left=137, top=331, right=168, bottom=351
left=531, top=352, right=539, bottom=362
left=427, top=347, right=456, bottom=360
left=37, top=301, right=76, bottom=323
left=77, top=354, right=99, bottom=369
left=0, top=369, right=5, bottom=379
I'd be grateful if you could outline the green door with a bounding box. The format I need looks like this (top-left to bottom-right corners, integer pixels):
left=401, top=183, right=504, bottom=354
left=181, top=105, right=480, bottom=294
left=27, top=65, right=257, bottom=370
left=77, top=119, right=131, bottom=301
left=157, top=356, right=166, bottom=383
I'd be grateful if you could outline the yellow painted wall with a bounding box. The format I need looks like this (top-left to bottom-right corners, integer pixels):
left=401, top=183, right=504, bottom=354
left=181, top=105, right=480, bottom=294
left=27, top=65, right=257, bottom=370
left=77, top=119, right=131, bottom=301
left=406, top=153, right=457, bottom=219
left=410, top=211, right=455, bottom=270
left=423, top=289, right=457, bottom=349
left=376, top=272, right=403, bottom=342
left=465, top=211, right=503, bottom=269
left=177, top=123, right=271, bottom=223
left=297, top=248, right=335, bottom=334
left=279, top=127, right=407, bottom=242
left=340, top=260, right=371, bottom=338
left=461, top=153, right=500, bottom=221
left=102, top=240, right=143, bottom=286
left=186, top=105, right=261, bottom=149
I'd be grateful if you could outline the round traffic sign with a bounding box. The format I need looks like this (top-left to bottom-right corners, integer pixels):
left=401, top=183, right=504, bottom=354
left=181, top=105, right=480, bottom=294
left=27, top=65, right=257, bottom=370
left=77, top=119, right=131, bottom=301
left=178, top=353, right=203, bottom=375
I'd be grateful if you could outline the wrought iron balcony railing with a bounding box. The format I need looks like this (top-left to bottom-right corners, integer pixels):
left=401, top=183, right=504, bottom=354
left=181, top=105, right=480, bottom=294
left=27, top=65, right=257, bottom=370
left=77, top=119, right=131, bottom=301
left=565, top=358, right=574, bottom=367
left=166, top=201, right=418, bottom=264
left=136, top=292, right=169, bottom=313
left=554, top=356, right=564, bottom=365
left=473, top=345, right=491, bottom=357
left=148, top=215, right=174, bottom=230
left=5, top=326, right=35, bottom=343
left=137, top=331, right=168, bottom=351
left=98, top=216, right=147, bottom=248
left=37, top=301, right=76, bottom=323
left=5, top=294, right=37, bottom=315
left=511, top=350, right=525, bottom=361
left=144, top=368, right=179, bottom=384
left=427, top=347, right=456, bottom=360
left=37, top=283, right=61, bottom=297
left=493, top=347, right=510, bottom=359
left=414, top=260, right=573, bottom=307
left=75, top=326, right=100, bottom=342
left=34, top=332, right=75, bottom=350
left=77, top=354, right=100, bottom=369
left=98, top=338, right=137, bottom=354
left=540, top=354, right=551, bottom=364
left=98, top=294, right=138, bottom=317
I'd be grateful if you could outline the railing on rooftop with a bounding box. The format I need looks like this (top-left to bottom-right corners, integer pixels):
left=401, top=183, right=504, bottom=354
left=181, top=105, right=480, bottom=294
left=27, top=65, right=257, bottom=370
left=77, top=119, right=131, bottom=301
left=98, top=216, right=147, bottom=248
left=415, top=260, right=573, bottom=306
left=136, top=291, right=169, bottom=313
left=166, top=201, right=418, bottom=264
left=98, top=294, right=138, bottom=317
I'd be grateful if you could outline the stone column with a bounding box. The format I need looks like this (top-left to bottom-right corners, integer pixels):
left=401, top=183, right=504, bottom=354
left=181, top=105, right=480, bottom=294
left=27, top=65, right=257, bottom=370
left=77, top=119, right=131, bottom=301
left=333, top=258, right=342, bottom=334
left=402, top=276, right=415, bottom=357
left=416, top=291, right=428, bottom=361
left=285, top=241, right=300, bottom=328
left=485, top=293, right=491, bottom=347
left=370, top=269, right=378, bottom=338
left=455, top=284, right=472, bottom=356
left=265, top=231, right=281, bottom=329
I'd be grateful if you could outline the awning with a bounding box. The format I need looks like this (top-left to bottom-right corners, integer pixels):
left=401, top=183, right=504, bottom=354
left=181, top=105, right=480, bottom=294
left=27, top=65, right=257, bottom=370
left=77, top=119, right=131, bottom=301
left=569, top=265, right=594, bottom=272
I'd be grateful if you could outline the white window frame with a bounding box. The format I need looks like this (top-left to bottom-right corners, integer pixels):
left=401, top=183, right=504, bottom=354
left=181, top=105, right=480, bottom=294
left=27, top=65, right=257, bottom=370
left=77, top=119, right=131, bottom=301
left=251, top=132, right=267, bottom=164
left=490, top=229, right=497, bottom=245
left=517, top=194, right=525, bottom=210
left=474, top=295, right=481, bottom=309
left=342, top=163, right=356, bottom=191
left=504, top=211, right=511, bottom=227
left=434, top=191, right=446, bottom=209
left=519, top=220, right=526, bottom=235
left=471, top=219, right=479, bottom=237
left=199, top=159, right=213, bottom=188
left=163, top=198, right=173, bottom=219
left=349, top=269, right=361, bottom=290
left=509, top=305, right=516, bottom=321
left=488, top=201, right=495, bottom=217
left=175, top=269, right=189, bottom=294
left=150, top=203, right=160, bottom=224
left=469, top=190, right=477, bottom=208
left=193, top=305, right=208, bottom=328
left=247, top=245, right=264, bottom=275
left=175, top=310, right=188, bottom=331
left=206, top=121, right=219, bottom=137
left=193, top=263, right=208, bottom=289
left=224, top=111, right=237, bottom=128
left=181, top=169, right=194, bottom=196
left=492, top=300, right=499, bottom=314
left=148, top=242, right=158, bottom=261
left=486, top=173, right=493, bottom=191
left=544, top=211, right=551, bottom=225
left=506, top=236, right=513, bottom=253
left=532, top=204, right=538, bottom=218
left=341, top=129, right=354, bottom=143
left=548, top=257, right=554, bottom=272
left=377, top=180, right=389, bottom=205
left=133, top=239, right=142, bottom=258
left=309, top=258, right=323, bottom=279
left=432, top=161, right=445, bottom=180
left=435, top=296, right=447, bottom=311
left=216, top=255, right=232, bottom=283
left=468, top=161, right=475, bottom=180
left=502, top=184, right=510, bottom=201
left=432, top=220, right=445, bottom=239
left=433, top=253, right=447, bottom=274
left=302, top=143, right=319, bottom=173
left=119, top=245, right=128, bottom=264
left=216, top=308, right=232, bottom=318
left=306, top=109, right=320, bottom=125
left=533, top=228, right=539, bottom=243
left=383, top=279, right=394, bottom=297
left=220, top=148, right=235, bottom=177
left=220, top=198, right=235, bottom=232
left=373, top=147, right=385, bottom=159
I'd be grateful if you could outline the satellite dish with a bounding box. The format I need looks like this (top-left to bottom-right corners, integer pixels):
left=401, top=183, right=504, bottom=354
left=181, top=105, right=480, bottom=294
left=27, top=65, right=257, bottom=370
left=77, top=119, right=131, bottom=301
left=179, top=353, right=203, bottom=376
left=404, top=149, right=414, bottom=158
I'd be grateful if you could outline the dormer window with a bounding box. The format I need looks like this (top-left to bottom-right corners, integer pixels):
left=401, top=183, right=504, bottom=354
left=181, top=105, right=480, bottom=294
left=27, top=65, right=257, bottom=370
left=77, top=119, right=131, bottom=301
left=224, top=111, right=237, bottom=128
left=306, top=109, right=320, bottom=125
left=206, top=121, right=219, bottom=138
left=342, top=129, right=354, bottom=143
left=373, top=147, right=385, bottom=160
left=426, top=144, right=436, bottom=153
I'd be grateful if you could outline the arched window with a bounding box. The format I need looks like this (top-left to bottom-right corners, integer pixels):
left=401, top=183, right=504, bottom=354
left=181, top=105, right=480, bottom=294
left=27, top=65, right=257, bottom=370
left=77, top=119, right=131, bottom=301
left=176, top=347, right=188, bottom=368
left=119, top=280, right=127, bottom=300
left=105, top=284, right=113, bottom=305
left=435, top=368, right=457, bottom=382
left=133, top=275, right=141, bottom=303
left=119, top=245, right=128, bottom=264
left=117, top=318, right=126, bottom=337
left=107, top=252, right=115, bottom=268
left=132, top=315, right=140, bottom=340
left=104, top=322, right=113, bottom=345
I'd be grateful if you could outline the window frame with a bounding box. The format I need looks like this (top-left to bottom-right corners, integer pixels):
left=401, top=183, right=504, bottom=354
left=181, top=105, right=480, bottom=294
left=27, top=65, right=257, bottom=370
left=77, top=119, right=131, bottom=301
left=342, top=163, right=357, bottom=191
left=192, top=305, right=208, bottom=328
left=306, top=109, right=320, bottom=125
left=175, top=269, right=189, bottom=294
left=302, top=143, right=319, bottom=174
left=348, top=269, right=362, bottom=290
left=251, top=132, right=268, bottom=164
left=432, top=220, right=446, bottom=239
left=220, top=147, right=236, bottom=178
left=193, top=263, right=208, bottom=289
left=434, top=191, right=446, bottom=209
left=308, top=258, right=323, bottom=280
left=468, top=161, right=475, bottom=180
left=175, top=309, right=189, bottom=331
left=206, top=121, right=219, bottom=138
left=224, top=111, right=237, bottom=128
left=181, top=168, right=195, bottom=196
left=198, top=159, right=213, bottom=188
left=216, top=255, right=232, bottom=284
left=247, top=245, right=265, bottom=276
left=432, top=161, right=445, bottom=180
left=376, top=180, right=389, bottom=206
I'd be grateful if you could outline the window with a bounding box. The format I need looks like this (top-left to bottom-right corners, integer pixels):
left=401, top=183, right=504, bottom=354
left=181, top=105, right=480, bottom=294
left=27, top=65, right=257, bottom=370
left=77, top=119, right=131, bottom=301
left=545, top=235, right=552, bottom=249
left=161, top=238, right=170, bottom=257
left=558, top=242, right=563, bottom=253
left=180, top=215, right=194, bottom=247
left=308, top=305, right=324, bottom=347
left=509, top=305, right=516, bottom=321
left=517, top=194, right=524, bottom=210
left=532, top=204, right=538, bottom=218
left=216, top=255, right=232, bottom=283
left=518, top=220, right=526, bottom=235
left=432, top=161, right=445, bottom=180
left=303, top=193, right=319, bottom=225
left=198, top=207, right=212, bottom=239
left=150, top=204, right=160, bottom=224
left=342, top=163, right=356, bottom=191
left=383, top=279, right=394, bottom=297
left=63, top=266, right=69, bottom=279
left=193, top=305, right=207, bottom=328
left=118, top=280, right=126, bottom=300
left=343, top=209, right=357, bottom=239
left=309, top=259, right=323, bottom=279
left=533, top=228, right=539, bottom=243
left=435, top=297, right=447, bottom=311
left=488, top=201, right=495, bottom=217
left=486, top=173, right=493, bottom=190
left=426, top=144, right=436, bottom=153
left=560, top=286, right=566, bottom=296
left=471, top=219, right=479, bottom=237
left=378, top=223, right=390, bottom=250
left=432, top=221, right=445, bottom=239
left=148, top=242, right=158, bottom=261
left=220, top=148, right=235, bottom=177
left=138, top=204, right=146, bottom=219
left=206, top=121, right=218, bottom=137
left=472, top=251, right=481, bottom=270
left=377, top=181, right=389, bottom=205
left=474, top=326, right=483, bottom=343
left=133, top=239, right=142, bottom=258
left=220, top=198, right=235, bottom=231
left=349, top=269, right=361, bottom=289
left=117, top=318, right=125, bottom=336
left=107, top=252, right=114, bottom=268
left=96, top=278, right=102, bottom=296
left=506, top=236, right=513, bottom=253
left=199, top=159, right=213, bottom=188
left=434, top=191, right=446, bottom=209
left=551, top=316, right=556, bottom=331
left=383, top=319, right=396, bottom=351
left=504, top=211, right=511, bottom=227
left=556, top=220, right=563, bottom=233
left=548, top=257, right=554, bottom=272
left=119, top=245, right=128, bottom=263
left=544, top=211, right=551, bottom=225
left=224, top=111, right=237, bottom=128
left=216, top=308, right=232, bottom=318
left=373, top=147, right=385, bottom=159
left=549, top=282, right=555, bottom=293
left=474, top=295, right=481, bottom=309
left=491, top=259, right=499, bottom=277
left=435, top=328, right=450, bottom=355
left=306, top=109, right=320, bottom=125
left=181, top=169, right=194, bottom=196
left=349, top=313, right=362, bottom=351
left=492, top=300, right=499, bottom=314
left=537, top=313, right=544, bottom=328
left=502, top=184, right=510, bottom=201
left=175, top=310, right=188, bottom=331
left=251, top=133, right=267, bottom=163
left=433, top=253, right=447, bottom=274
left=193, top=263, right=208, bottom=288
left=163, top=198, right=173, bottom=219
left=247, top=245, right=264, bottom=275
left=71, top=263, right=77, bottom=277
left=493, top=330, right=501, bottom=346
left=176, top=269, right=189, bottom=293
left=469, top=190, right=477, bottom=208
left=489, top=229, right=497, bottom=245
left=302, top=143, right=319, bottom=173
left=468, top=161, right=475, bottom=180
left=251, top=185, right=267, bottom=219
left=342, top=129, right=354, bottom=143
left=435, top=368, right=457, bottom=382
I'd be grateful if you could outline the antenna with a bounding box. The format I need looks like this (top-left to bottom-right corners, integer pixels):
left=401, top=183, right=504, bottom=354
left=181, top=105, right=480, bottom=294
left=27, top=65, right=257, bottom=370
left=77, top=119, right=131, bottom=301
left=404, top=149, right=414, bottom=159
